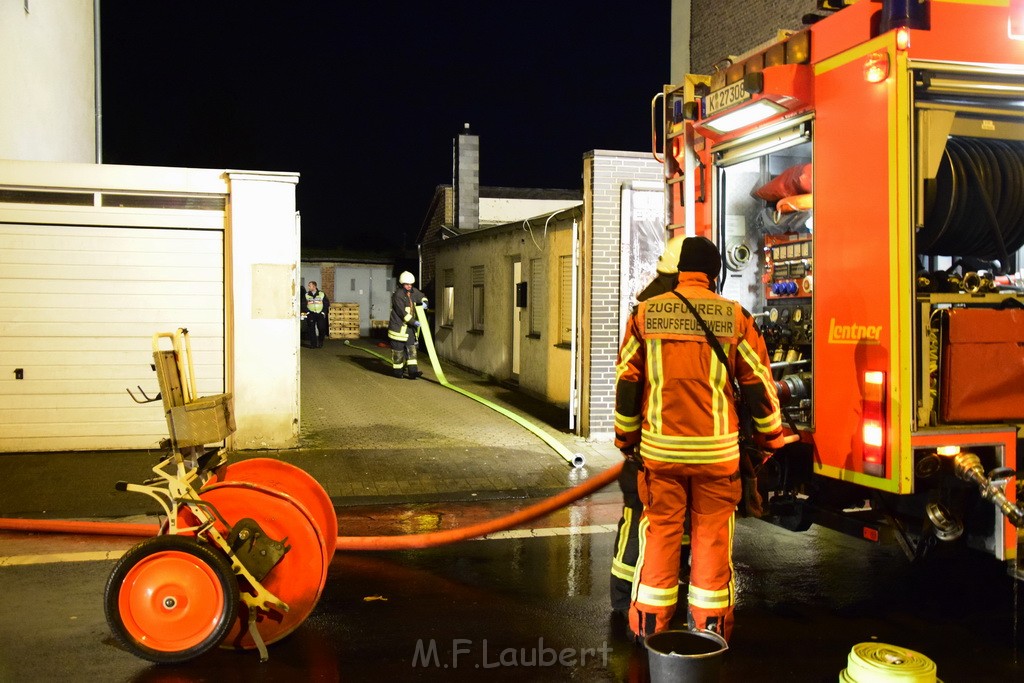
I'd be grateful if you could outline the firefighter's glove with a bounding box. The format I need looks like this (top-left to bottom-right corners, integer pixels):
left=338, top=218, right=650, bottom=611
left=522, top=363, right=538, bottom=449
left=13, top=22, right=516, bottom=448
left=754, top=431, right=787, bottom=453
left=412, top=320, right=420, bottom=327
left=620, top=446, right=644, bottom=468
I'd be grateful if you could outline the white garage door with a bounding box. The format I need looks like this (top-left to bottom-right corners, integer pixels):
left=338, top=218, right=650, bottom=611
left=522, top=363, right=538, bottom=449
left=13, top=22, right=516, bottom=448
left=0, top=223, right=225, bottom=452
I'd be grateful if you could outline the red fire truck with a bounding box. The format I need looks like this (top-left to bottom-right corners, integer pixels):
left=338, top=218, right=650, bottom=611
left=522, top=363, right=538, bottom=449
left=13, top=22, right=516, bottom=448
left=659, top=0, right=1024, bottom=572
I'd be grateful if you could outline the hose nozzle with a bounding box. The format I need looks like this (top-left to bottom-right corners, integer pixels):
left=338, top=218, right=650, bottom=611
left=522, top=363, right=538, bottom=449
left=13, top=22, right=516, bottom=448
left=952, top=452, right=1024, bottom=527
left=962, top=270, right=994, bottom=294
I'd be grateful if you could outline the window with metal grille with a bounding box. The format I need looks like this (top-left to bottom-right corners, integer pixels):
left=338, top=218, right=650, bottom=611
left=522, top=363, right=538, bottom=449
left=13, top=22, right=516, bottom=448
left=529, top=258, right=543, bottom=337
left=471, top=265, right=485, bottom=332
left=441, top=269, right=455, bottom=327
left=558, top=255, right=573, bottom=345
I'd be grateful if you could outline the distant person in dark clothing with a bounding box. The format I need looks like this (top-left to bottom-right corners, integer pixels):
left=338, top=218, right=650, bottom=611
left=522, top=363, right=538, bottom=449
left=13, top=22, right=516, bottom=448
left=610, top=236, right=690, bottom=614
left=387, top=271, right=427, bottom=378
left=301, top=281, right=329, bottom=348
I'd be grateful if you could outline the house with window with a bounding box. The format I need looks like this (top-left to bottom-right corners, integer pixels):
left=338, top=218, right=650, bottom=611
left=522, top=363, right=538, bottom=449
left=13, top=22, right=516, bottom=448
left=431, top=204, right=581, bottom=406
left=420, top=128, right=666, bottom=439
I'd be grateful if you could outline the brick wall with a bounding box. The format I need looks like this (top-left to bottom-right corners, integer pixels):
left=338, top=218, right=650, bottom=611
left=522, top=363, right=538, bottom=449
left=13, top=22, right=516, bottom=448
left=419, top=186, right=453, bottom=295
left=319, top=264, right=335, bottom=302
left=582, top=151, right=663, bottom=439
left=690, top=1, right=818, bottom=74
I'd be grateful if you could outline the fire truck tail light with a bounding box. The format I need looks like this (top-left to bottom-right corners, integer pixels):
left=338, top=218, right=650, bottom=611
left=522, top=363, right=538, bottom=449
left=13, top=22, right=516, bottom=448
left=863, top=51, right=890, bottom=83
left=1012, top=0, right=1024, bottom=40
left=862, top=371, right=886, bottom=476
left=863, top=423, right=884, bottom=448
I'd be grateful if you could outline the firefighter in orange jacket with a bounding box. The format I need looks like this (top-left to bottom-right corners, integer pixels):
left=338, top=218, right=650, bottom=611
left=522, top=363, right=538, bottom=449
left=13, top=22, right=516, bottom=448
left=611, top=236, right=691, bottom=614
left=615, top=236, right=784, bottom=642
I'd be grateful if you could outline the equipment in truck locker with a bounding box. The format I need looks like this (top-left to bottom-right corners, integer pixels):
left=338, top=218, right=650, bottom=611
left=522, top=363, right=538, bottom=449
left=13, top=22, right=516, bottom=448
left=940, top=306, right=1024, bottom=423
left=655, top=0, right=1024, bottom=570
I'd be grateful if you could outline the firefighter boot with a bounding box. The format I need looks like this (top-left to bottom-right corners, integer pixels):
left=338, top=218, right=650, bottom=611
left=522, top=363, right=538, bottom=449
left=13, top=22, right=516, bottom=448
left=687, top=609, right=730, bottom=641
left=406, top=349, right=421, bottom=378
left=392, top=369, right=404, bottom=378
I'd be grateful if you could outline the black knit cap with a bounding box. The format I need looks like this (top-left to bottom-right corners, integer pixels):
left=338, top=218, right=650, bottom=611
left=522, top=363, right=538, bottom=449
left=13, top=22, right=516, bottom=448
left=676, top=236, right=722, bottom=279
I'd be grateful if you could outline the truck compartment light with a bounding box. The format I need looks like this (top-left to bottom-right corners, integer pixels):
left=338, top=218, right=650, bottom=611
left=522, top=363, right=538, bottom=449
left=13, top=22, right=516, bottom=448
left=701, top=100, right=786, bottom=134
left=862, top=371, right=886, bottom=476
left=895, top=27, right=911, bottom=51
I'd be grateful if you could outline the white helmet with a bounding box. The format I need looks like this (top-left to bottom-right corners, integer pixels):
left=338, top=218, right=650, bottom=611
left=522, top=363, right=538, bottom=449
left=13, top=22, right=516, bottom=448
left=399, top=271, right=415, bottom=285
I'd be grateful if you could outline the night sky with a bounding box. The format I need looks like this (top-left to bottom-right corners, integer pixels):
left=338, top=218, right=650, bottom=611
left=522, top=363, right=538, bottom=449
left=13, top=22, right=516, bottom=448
left=99, top=3, right=671, bottom=252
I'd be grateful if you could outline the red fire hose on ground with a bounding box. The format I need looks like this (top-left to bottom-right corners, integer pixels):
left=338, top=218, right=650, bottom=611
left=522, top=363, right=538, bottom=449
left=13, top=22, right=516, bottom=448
left=0, top=458, right=623, bottom=665
left=0, top=323, right=625, bottom=664
left=334, top=460, right=623, bottom=551
left=0, top=461, right=624, bottom=550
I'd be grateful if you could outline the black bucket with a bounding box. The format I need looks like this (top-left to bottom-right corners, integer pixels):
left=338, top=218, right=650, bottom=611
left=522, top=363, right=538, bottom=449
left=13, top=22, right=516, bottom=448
left=644, top=629, right=728, bottom=683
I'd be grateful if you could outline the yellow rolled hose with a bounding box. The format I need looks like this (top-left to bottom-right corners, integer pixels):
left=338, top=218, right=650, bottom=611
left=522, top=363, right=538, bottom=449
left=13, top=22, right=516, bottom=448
left=839, top=642, right=940, bottom=683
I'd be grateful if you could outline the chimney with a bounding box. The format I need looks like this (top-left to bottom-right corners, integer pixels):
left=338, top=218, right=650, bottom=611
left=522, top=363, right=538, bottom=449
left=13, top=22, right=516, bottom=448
left=454, top=123, right=480, bottom=232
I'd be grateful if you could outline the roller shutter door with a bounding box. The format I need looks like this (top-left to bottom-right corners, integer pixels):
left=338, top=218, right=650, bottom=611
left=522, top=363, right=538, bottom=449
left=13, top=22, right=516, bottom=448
left=0, top=223, right=225, bottom=452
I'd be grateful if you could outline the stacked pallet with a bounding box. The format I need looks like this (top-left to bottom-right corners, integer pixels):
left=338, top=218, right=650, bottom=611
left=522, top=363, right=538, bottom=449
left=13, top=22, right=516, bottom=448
left=370, top=319, right=388, bottom=339
left=328, top=302, right=360, bottom=339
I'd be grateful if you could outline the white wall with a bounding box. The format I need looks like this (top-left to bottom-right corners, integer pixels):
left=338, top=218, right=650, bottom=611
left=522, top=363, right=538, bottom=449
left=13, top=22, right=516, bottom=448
left=227, top=171, right=301, bottom=450
left=479, top=197, right=579, bottom=225
left=670, top=0, right=692, bottom=85
left=0, top=160, right=302, bottom=452
left=0, top=0, right=97, bottom=162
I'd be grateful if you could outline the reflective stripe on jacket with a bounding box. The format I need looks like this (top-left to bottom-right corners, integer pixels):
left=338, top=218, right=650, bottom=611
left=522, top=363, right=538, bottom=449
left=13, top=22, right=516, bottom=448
left=614, top=272, right=781, bottom=465
left=388, top=286, right=425, bottom=342
left=305, top=291, right=325, bottom=314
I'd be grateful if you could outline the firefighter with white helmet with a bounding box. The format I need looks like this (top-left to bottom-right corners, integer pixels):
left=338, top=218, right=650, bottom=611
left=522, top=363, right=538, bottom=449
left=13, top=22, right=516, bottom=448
left=610, top=235, right=692, bottom=615
left=388, top=271, right=428, bottom=378
left=615, top=236, right=784, bottom=642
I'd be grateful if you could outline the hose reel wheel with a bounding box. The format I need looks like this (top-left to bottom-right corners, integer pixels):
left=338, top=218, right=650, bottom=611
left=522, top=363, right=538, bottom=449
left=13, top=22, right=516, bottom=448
left=214, top=458, right=338, bottom=562
left=104, top=534, right=240, bottom=664
left=178, top=481, right=330, bottom=651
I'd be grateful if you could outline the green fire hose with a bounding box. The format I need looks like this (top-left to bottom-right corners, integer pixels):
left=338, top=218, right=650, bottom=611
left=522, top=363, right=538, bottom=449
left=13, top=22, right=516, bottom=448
left=345, top=305, right=585, bottom=468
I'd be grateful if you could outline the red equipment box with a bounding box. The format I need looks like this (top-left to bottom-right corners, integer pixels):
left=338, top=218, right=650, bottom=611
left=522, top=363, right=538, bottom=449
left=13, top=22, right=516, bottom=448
left=940, top=307, right=1024, bottom=423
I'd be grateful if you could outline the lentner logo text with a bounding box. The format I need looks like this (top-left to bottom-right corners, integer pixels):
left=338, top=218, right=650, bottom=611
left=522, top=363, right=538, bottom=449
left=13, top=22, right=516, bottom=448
left=827, top=318, right=882, bottom=344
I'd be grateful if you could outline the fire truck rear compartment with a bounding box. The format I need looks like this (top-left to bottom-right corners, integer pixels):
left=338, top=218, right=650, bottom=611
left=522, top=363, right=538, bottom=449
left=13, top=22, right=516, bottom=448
left=759, top=441, right=1017, bottom=562
left=709, top=76, right=1024, bottom=560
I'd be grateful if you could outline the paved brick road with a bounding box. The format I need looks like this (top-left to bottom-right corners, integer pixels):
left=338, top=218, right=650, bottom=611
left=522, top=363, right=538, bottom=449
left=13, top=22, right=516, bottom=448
left=0, top=338, right=620, bottom=519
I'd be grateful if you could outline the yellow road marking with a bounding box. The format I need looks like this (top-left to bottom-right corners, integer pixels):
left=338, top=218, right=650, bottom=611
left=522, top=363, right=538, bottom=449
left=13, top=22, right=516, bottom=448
left=477, top=524, right=617, bottom=541
left=0, top=550, right=126, bottom=567
left=0, top=525, right=618, bottom=566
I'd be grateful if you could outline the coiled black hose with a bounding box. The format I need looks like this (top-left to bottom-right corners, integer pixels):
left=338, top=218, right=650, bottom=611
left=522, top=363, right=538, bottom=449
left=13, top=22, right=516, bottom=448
left=919, top=136, right=1024, bottom=265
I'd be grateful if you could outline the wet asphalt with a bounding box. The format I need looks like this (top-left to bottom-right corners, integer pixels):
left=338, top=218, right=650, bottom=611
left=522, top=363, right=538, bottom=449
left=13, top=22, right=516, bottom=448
left=1, top=340, right=1022, bottom=681
left=1, top=501, right=1022, bottom=681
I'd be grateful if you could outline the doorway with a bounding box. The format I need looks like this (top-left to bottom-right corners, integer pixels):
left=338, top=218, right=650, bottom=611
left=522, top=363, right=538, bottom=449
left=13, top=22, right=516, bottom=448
left=511, top=259, right=521, bottom=381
